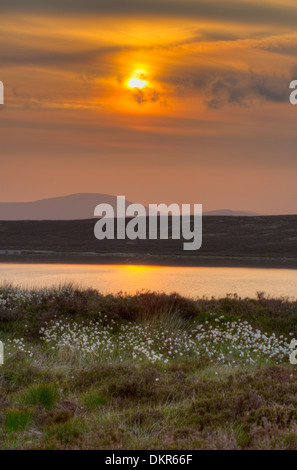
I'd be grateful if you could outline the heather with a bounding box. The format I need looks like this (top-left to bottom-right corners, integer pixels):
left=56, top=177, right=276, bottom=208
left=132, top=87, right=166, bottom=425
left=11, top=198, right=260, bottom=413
left=0, top=284, right=297, bottom=449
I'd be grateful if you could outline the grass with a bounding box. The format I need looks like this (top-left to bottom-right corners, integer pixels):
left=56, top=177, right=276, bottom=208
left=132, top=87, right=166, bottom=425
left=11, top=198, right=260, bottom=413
left=4, top=408, right=34, bottom=432
left=81, top=391, right=107, bottom=410
left=0, top=284, right=297, bottom=449
left=20, top=384, right=58, bottom=410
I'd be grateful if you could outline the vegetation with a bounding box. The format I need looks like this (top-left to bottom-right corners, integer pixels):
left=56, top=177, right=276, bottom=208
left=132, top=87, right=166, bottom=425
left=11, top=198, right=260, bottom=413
left=0, top=284, right=297, bottom=449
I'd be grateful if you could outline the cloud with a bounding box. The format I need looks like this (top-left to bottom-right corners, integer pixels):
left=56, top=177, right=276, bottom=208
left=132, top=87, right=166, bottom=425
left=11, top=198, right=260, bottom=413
left=204, top=70, right=291, bottom=108
left=1, top=0, right=297, bottom=28
left=255, top=35, right=297, bottom=58
left=129, top=87, right=160, bottom=105
left=0, top=45, right=126, bottom=68
left=163, top=67, right=293, bottom=108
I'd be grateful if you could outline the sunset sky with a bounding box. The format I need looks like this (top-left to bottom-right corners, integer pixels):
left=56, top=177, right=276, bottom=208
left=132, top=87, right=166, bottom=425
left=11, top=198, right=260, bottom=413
left=1, top=0, right=297, bottom=214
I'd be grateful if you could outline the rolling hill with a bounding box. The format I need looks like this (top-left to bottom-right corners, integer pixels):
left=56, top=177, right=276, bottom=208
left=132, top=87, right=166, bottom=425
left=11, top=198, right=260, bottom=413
left=0, top=193, right=259, bottom=220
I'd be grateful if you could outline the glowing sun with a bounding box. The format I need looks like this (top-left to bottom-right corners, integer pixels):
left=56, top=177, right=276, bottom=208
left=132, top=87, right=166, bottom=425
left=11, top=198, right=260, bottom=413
left=128, top=72, right=148, bottom=89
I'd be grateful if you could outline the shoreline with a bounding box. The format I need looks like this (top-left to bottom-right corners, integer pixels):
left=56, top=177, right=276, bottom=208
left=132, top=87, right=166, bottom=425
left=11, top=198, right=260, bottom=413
left=1, top=216, right=297, bottom=271
left=0, top=253, right=297, bottom=269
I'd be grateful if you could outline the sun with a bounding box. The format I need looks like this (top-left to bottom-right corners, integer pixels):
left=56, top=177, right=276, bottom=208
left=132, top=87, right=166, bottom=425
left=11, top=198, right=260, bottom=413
left=127, top=71, right=148, bottom=89
left=128, top=78, right=148, bottom=89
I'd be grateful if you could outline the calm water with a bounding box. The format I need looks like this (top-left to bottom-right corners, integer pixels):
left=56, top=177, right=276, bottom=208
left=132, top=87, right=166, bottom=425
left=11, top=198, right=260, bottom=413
left=0, top=263, right=296, bottom=299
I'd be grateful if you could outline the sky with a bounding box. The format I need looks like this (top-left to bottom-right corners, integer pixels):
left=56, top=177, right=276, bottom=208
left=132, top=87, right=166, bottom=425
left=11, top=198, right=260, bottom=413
left=1, top=0, right=297, bottom=214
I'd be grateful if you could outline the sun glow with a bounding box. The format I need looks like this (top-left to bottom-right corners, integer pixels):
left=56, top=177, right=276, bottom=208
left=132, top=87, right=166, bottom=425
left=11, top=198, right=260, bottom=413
left=127, top=70, right=148, bottom=89
left=128, top=77, right=148, bottom=89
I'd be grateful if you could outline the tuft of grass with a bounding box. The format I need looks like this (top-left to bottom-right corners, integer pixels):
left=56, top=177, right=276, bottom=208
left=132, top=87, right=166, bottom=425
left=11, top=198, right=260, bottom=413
left=81, top=390, right=107, bottom=410
left=20, top=384, right=58, bottom=410
left=46, top=418, right=86, bottom=447
left=4, top=408, right=34, bottom=432
left=82, top=390, right=107, bottom=410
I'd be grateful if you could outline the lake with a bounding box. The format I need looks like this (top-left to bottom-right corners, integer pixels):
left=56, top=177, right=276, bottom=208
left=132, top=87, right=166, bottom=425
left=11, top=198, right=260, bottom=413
left=0, top=263, right=296, bottom=299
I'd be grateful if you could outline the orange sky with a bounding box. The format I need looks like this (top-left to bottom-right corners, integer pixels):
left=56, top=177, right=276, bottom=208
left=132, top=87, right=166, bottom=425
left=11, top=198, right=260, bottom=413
left=1, top=1, right=297, bottom=213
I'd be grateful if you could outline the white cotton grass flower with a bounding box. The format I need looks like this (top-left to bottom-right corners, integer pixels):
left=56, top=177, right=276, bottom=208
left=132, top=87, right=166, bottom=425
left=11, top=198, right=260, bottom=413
left=0, top=285, right=292, bottom=368
left=37, top=314, right=291, bottom=367
left=0, top=284, right=75, bottom=311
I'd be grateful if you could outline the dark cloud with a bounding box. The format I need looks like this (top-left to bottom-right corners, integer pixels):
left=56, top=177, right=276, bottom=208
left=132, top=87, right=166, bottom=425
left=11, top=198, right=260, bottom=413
left=1, top=0, right=297, bottom=28
left=129, top=87, right=160, bottom=105
left=163, top=68, right=293, bottom=108
left=204, top=71, right=290, bottom=108
left=0, top=45, right=125, bottom=68
left=256, top=38, right=297, bottom=58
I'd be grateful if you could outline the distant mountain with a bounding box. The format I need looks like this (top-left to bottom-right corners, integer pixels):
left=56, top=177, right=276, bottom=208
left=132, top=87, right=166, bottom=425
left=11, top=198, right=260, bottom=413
left=0, top=193, right=135, bottom=220
left=203, top=209, right=259, bottom=216
left=0, top=193, right=259, bottom=220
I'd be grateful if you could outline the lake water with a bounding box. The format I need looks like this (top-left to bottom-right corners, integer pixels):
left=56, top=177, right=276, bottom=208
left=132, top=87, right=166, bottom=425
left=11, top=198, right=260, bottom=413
left=0, top=263, right=296, bottom=299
